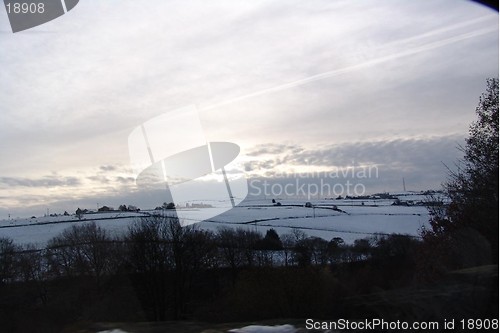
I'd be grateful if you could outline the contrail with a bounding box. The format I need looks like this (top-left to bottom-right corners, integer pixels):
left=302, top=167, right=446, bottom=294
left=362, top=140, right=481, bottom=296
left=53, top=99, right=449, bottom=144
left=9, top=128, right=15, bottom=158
left=383, top=15, right=493, bottom=47
left=201, top=18, right=497, bottom=113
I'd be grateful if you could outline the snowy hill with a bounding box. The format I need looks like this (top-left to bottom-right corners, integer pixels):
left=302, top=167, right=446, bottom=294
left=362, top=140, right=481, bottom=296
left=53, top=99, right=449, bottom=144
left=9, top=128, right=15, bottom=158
left=0, top=197, right=431, bottom=246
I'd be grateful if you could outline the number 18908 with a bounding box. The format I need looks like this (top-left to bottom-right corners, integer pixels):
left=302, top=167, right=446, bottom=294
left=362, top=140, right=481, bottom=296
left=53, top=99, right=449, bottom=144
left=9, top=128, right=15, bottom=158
left=6, top=2, right=45, bottom=14
left=460, top=319, right=499, bottom=330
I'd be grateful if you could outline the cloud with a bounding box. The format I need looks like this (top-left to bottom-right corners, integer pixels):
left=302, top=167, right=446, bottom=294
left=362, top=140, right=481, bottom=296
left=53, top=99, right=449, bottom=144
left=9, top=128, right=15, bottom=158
left=244, top=138, right=445, bottom=174
left=99, top=165, right=116, bottom=172
left=243, top=134, right=465, bottom=191
left=0, top=175, right=81, bottom=188
left=86, top=175, right=110, bottom=184
left=246, top=143, right=304, bottom=157
left=115, top=176, right=135, bottom=184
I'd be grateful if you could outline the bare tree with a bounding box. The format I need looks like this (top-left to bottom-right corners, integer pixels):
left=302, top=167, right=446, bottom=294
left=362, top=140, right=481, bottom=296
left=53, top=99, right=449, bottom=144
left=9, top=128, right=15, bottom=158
left=18, top=244, right=49, bottom=305
left=281, top=232, right=296, bottom=266
left=126, top=215, right=217, bottom=320
left=46, top=222, right=116, bottom=279
left=0, top=238, right=18, bottom=285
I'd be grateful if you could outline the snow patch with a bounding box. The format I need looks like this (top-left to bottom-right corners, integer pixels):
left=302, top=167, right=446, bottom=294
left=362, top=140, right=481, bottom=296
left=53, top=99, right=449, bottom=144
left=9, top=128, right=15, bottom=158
left=228, top=324, right=297, bottom=333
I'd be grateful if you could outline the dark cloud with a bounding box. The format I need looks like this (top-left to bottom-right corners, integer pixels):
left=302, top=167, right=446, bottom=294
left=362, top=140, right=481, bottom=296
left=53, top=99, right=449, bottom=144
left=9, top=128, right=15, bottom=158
left=88, top=165, right=135, bottom=184
left=99, top=165, right=117, bottom=172
left=244, top=134, right=465, bottom=191
left=115, top=176, right=135, bottom=184
left=247, top=135, right=464, bottom=168
left=0, top=175, right=81, bottom=188
left=87, top=175, right=111, bottom=184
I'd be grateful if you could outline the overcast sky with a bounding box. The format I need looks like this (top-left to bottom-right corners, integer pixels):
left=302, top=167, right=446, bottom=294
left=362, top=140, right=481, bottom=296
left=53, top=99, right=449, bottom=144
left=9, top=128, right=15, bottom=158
left=0, top=0, right=498, bottom=217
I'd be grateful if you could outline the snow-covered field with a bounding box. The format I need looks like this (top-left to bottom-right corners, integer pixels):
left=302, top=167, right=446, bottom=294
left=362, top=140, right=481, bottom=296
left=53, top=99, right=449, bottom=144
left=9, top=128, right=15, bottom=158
left=0, top=212, right=145, bottom=247
left=0, top=193, right=432, bottom=247
left=198, top=199, right=429, bottom=244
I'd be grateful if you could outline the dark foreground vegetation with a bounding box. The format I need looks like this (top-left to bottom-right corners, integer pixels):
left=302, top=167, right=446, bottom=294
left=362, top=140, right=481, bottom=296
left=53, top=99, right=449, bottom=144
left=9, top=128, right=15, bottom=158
left=0, top=217, right=497, bottom=332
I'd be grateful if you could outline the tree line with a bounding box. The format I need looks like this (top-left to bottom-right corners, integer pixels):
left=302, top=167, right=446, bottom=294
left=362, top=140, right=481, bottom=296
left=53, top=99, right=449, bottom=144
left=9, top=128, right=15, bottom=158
left=0, top=217, right=420, bottom=285
left=2, top=214, right=494, bottom=332
left=0, top=216, right=425, bottom=330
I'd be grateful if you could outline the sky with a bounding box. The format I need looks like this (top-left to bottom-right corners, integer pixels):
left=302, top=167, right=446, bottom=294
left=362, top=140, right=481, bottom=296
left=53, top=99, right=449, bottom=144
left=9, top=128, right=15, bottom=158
left=0, top=0, right=498, bottom=218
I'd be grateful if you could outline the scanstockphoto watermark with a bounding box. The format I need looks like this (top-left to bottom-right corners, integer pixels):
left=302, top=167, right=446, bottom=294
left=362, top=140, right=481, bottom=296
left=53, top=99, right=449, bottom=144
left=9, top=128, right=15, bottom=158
left=269, top=164, right=379, bottom=180
left=249, top=165, right=379, bottom=198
